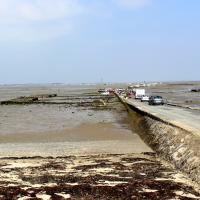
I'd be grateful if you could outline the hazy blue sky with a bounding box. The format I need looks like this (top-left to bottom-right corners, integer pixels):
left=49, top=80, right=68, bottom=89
left=0, top=0, right=200, bottom=84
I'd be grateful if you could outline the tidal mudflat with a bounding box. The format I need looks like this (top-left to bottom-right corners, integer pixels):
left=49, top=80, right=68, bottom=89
left=0, top=84, right=199, bottom=199
left=0, top=85, right=150, bottom=156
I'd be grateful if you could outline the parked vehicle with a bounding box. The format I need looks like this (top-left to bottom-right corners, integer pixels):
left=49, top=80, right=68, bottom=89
left=149, top=96, right=164, bottom=105
left=101, top=91, right=110, bottom=95
left=98, top=89, right=106, bottom=93
left=141, top=95, right=149, bottom=102
left=98, top=88, right=114, bottom=96
left=133, top=89, right=145, bottom=99
left=115, top=88, right=125, bottom=94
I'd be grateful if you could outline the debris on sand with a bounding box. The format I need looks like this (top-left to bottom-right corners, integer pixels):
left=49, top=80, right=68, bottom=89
left=0, top=96, right=38, bottom=105
left=0, top=154, right=199, bottom=200
left=191, top=89, right=200, bottom=92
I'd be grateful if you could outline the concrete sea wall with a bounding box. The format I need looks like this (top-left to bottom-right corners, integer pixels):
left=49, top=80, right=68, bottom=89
left=125, top=103, right=200, bottom=184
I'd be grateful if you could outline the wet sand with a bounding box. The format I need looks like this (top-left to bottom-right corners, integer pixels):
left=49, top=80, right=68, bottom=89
left=0, top=84, right=199, bottom=199
left=0, top=122, right=152, bottom=157
left=146, top=81, right=200, bottom=110
left=0, top=123, right=141, bottom=143
left=0, top=86, right=152, bottom=157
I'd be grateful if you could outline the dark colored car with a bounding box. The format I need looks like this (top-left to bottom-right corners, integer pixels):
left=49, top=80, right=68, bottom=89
left=149, top=96, right=164, bottom=105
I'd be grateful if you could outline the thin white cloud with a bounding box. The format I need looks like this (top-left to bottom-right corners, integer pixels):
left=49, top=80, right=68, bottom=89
left=18, top=0, right=84, bottom=21
left=0, top=0, right=152, bottom=42
left=115, top=0, right=151, bottom=9
left=0, top=0, right=85, bottom=41
left=0, top=0, right=84, bottom=23
left=1, top=23, right=72, bottom=42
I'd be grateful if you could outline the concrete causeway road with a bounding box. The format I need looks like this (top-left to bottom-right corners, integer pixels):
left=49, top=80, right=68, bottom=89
left=122, top=97, right=200, bottom=136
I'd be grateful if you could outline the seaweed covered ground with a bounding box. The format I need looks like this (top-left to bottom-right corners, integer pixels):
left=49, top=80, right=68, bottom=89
left=0, top=153, right=199, bottom=200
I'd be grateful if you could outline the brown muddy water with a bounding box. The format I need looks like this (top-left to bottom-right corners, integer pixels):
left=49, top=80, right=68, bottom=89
left=0, top=84, right=199, bottom=199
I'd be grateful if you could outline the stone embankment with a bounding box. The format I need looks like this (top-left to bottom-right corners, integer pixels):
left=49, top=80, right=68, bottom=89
left=118, top=96, right=200, bottom=184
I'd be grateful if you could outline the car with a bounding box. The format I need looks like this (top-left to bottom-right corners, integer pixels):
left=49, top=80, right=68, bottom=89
left=141, top=95, right=149, bottom=102
left=149, top=96, right=164, bottom=105
left=101, top=91, right=110, bottom=96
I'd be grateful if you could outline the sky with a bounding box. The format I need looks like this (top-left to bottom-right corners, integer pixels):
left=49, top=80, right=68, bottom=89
left=0, top=0, right=200, bottom=84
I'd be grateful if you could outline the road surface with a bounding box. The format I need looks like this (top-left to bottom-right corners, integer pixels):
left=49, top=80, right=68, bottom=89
left=122, top=97, right=200, bottom=136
